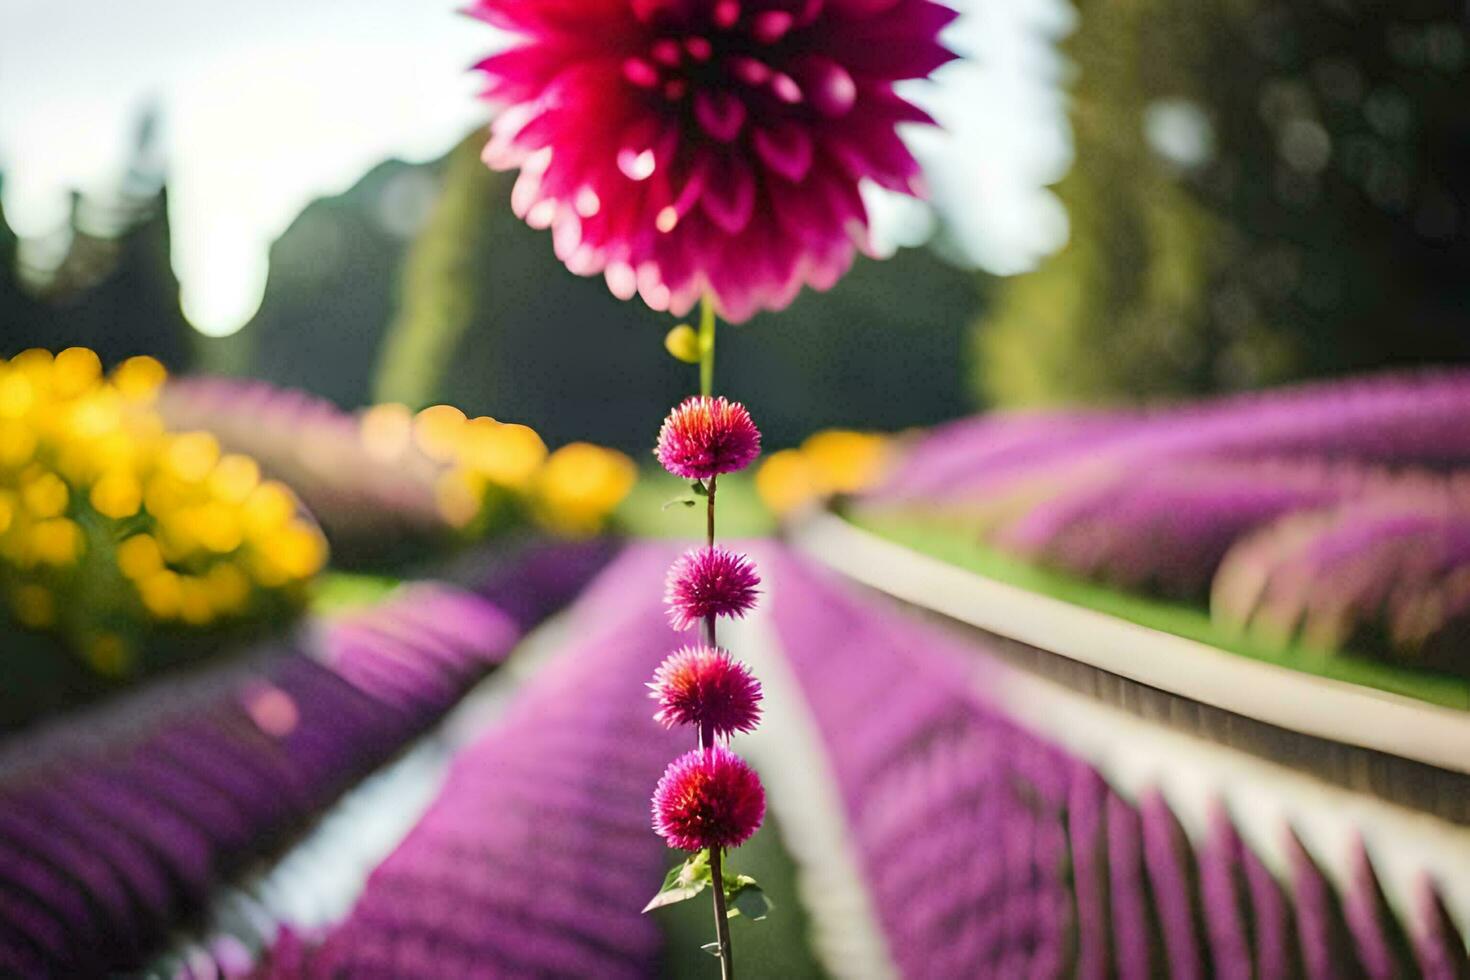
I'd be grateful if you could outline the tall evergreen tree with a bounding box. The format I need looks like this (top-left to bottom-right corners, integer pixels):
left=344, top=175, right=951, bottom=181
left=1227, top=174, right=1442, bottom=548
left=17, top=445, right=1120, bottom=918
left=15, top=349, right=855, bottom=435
left=978, top=0, right=1470, bottom=406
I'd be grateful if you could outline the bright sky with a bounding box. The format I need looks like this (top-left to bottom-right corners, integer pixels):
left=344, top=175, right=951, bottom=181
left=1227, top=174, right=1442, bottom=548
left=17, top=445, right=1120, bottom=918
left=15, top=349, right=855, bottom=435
left=0, top=0, right=1072, bottom=337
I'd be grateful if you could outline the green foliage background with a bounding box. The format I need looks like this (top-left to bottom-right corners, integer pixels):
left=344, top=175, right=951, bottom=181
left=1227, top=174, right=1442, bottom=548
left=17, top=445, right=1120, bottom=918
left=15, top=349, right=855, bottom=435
left=978, top=0, right=1470, bottom=406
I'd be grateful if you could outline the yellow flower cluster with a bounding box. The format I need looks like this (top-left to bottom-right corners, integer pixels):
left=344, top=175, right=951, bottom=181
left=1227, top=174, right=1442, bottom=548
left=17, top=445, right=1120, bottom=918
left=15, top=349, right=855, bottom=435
left=0, top=348, right=326, bottom=674
left=755, top=429, right=894, bottom=517
left=358, top=402, right=636, bottom=538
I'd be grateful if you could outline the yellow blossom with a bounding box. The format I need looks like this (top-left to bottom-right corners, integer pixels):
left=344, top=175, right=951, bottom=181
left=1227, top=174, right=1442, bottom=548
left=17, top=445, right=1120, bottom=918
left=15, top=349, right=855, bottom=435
left=534, top=442, right=636, bottom=535
left=242, top=481, right=297, bottom=536
left=111, top=355, right=167, bottom=400
left=203, top=563, right=250, bottom=614
left=801, top=430, right=891, bottom=495
left=163, top=431, right=221, bottom=483
left=208, top=454, right=261, bottom=504
left=137, top=569, right=183, bottom=619
left=457, top=420, right=547, bottom=490
left=116, top=534, right=165, bottom=580
left=90, top=469, right=143, bottom=519
left=0, top=371, right=35, bottom=419
left=755, top=449, right=821, bottom=516
left=21, top=470, right=68, bottom=518
left=29, top=518, right=83, bottom=565
left=52, top=347, right=102, bottom=398
left=0, top=420, right=36, bottom=467
left=413, top=404, right=468, bottom=462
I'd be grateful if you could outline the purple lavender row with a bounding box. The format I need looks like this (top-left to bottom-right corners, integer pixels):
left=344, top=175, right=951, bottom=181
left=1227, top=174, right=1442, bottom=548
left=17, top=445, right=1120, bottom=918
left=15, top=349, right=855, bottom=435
left=246, top=546, right=685, bottom=979
left=871, top=368, right=1470, bottom=508
left=994, top=458, right=1386, bottom=598
left=765, top=549, right=1075, bottom=976
left=874, top=410, right=1144, bottom=506
left=761, top=548, right=1468, bottom=978
left=0, top=543, right=616, bottom=977
left=158, top=377, right=447, bottom=557
left=0, top=584, right=513, bottom=978
left=1213, top=491, right=1470, bottom=669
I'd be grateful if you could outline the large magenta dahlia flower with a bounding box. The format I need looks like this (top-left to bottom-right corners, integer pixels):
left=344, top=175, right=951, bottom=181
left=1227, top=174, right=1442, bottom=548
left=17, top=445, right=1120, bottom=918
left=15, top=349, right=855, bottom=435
left=652, top=746, right=767, bottom=850
left=470, top=0, right=957, bottom=321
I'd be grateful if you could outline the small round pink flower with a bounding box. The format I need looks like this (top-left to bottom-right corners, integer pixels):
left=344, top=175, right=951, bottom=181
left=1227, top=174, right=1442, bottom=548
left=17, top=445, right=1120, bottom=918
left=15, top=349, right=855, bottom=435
left=664, top=546, right=760, bottom=631
left=656, top=396, right=761, bottom=480
left=652, top=746, right=766, bottom=851
left=649, top=646, right=763, bottom=736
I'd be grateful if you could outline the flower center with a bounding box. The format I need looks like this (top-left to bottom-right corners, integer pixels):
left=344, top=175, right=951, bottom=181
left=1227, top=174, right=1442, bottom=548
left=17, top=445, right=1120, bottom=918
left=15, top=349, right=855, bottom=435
left=621, top=1, right=856, bottom=140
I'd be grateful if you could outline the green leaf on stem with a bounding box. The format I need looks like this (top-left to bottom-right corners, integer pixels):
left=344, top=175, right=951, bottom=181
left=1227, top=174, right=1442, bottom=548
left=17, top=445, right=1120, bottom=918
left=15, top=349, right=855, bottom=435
left=723, top=873, right=773, bottom=921
left=690, top=481, right=709, bottom=497
left=643, top=851, right=713, bottom=913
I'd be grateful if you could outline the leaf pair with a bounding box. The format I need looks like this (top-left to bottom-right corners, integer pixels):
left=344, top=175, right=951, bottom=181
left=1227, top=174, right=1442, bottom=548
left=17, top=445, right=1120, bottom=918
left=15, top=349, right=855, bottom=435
left=642, top=851, right=773, bottom=923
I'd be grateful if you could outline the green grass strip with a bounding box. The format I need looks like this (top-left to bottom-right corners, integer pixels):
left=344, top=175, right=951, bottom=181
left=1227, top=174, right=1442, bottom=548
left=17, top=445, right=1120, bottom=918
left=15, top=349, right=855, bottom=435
left=312, top=572, right=402, bottom=614
left=853, top=513, right=1470, bottom=712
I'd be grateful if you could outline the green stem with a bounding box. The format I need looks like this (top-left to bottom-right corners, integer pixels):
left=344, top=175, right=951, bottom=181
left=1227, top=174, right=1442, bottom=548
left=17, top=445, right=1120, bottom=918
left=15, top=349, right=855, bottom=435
left=709, top=846, right=734, bottom=980
left=700, top=296, right=732, bottom=977
left=698, top=296, right=716, bottom=398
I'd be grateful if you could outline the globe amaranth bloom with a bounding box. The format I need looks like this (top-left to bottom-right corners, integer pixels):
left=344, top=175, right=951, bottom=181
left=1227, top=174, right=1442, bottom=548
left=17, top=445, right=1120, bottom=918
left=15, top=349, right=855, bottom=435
left=656, top=395, right=761, bottom=480
left=470, top=0, right=958, bottom=322
left=650, top=645, right=763, bottom=736
left=665, top=546, right=760, bottom=631
left=652, top=746, right=766, bottom=850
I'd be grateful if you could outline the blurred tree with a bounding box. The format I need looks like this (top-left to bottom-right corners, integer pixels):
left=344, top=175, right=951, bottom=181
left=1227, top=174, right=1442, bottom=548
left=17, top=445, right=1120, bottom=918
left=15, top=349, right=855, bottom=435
left=0, top=112, right=194, bottom=368
left=241, top=157, right=446, bottom=407
left=977, top=0, right=1470, bottom=406
left=375, top=135, right=985, bottom=453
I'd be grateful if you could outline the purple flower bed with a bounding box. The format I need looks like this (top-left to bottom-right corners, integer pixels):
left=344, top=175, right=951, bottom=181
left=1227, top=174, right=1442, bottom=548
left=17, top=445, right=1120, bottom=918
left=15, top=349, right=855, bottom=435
left=861, top=370, right=1470, bottom=667
left=873, top=410, right=1145, bottom=507
left=994, top=458, right=1381, bottom=598
left=0, top=541, right=614, bottom=977
left=874, top=369, right=1470, bottom=509
left=767, top=549, right=1078, bottom=975
left=760, top=550, right=1465, bottom=977
left=251, top=546, right=684, bottom=979
left=131, top=544, right=1467, bottom=978
left=1213, top=493, right=1470, bottom=670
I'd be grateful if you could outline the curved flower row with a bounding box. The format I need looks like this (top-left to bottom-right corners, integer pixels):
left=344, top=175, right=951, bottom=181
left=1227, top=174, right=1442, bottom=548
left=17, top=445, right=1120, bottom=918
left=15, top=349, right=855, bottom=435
left=158, top=378, right=446, bottom=553
left=229, top=544, right=1468, bottom=978
left=160, top=378, right=636, bottom=567
left=0, top=541, right=614, bottom=977
left=760, top=550, right=1467, bottom=977
left=993, top=458, right=1409, bottom=599
left=244, top=547, right=687, bottom=979
left=1213, top=492, right=1470, bottom=670
left=859, top=370, right=1470, bottom=669
left=872, top=369, right=1470, bottom=508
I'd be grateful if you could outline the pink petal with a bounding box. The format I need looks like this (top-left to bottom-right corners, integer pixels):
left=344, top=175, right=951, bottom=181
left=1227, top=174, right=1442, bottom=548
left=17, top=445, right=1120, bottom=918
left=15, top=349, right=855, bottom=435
left=694, top=90, right=747, bottom=142
left=700, top=156, right=756, bottom=234
left=753, top=123, right=814, bottom=182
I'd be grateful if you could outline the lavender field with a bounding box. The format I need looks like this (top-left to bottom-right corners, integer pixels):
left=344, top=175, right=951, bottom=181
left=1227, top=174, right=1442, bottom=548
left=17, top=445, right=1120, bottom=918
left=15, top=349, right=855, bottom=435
left=6, top=0, right=1470, bottom=972
left=858, top=370, right=1470, bottom=700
